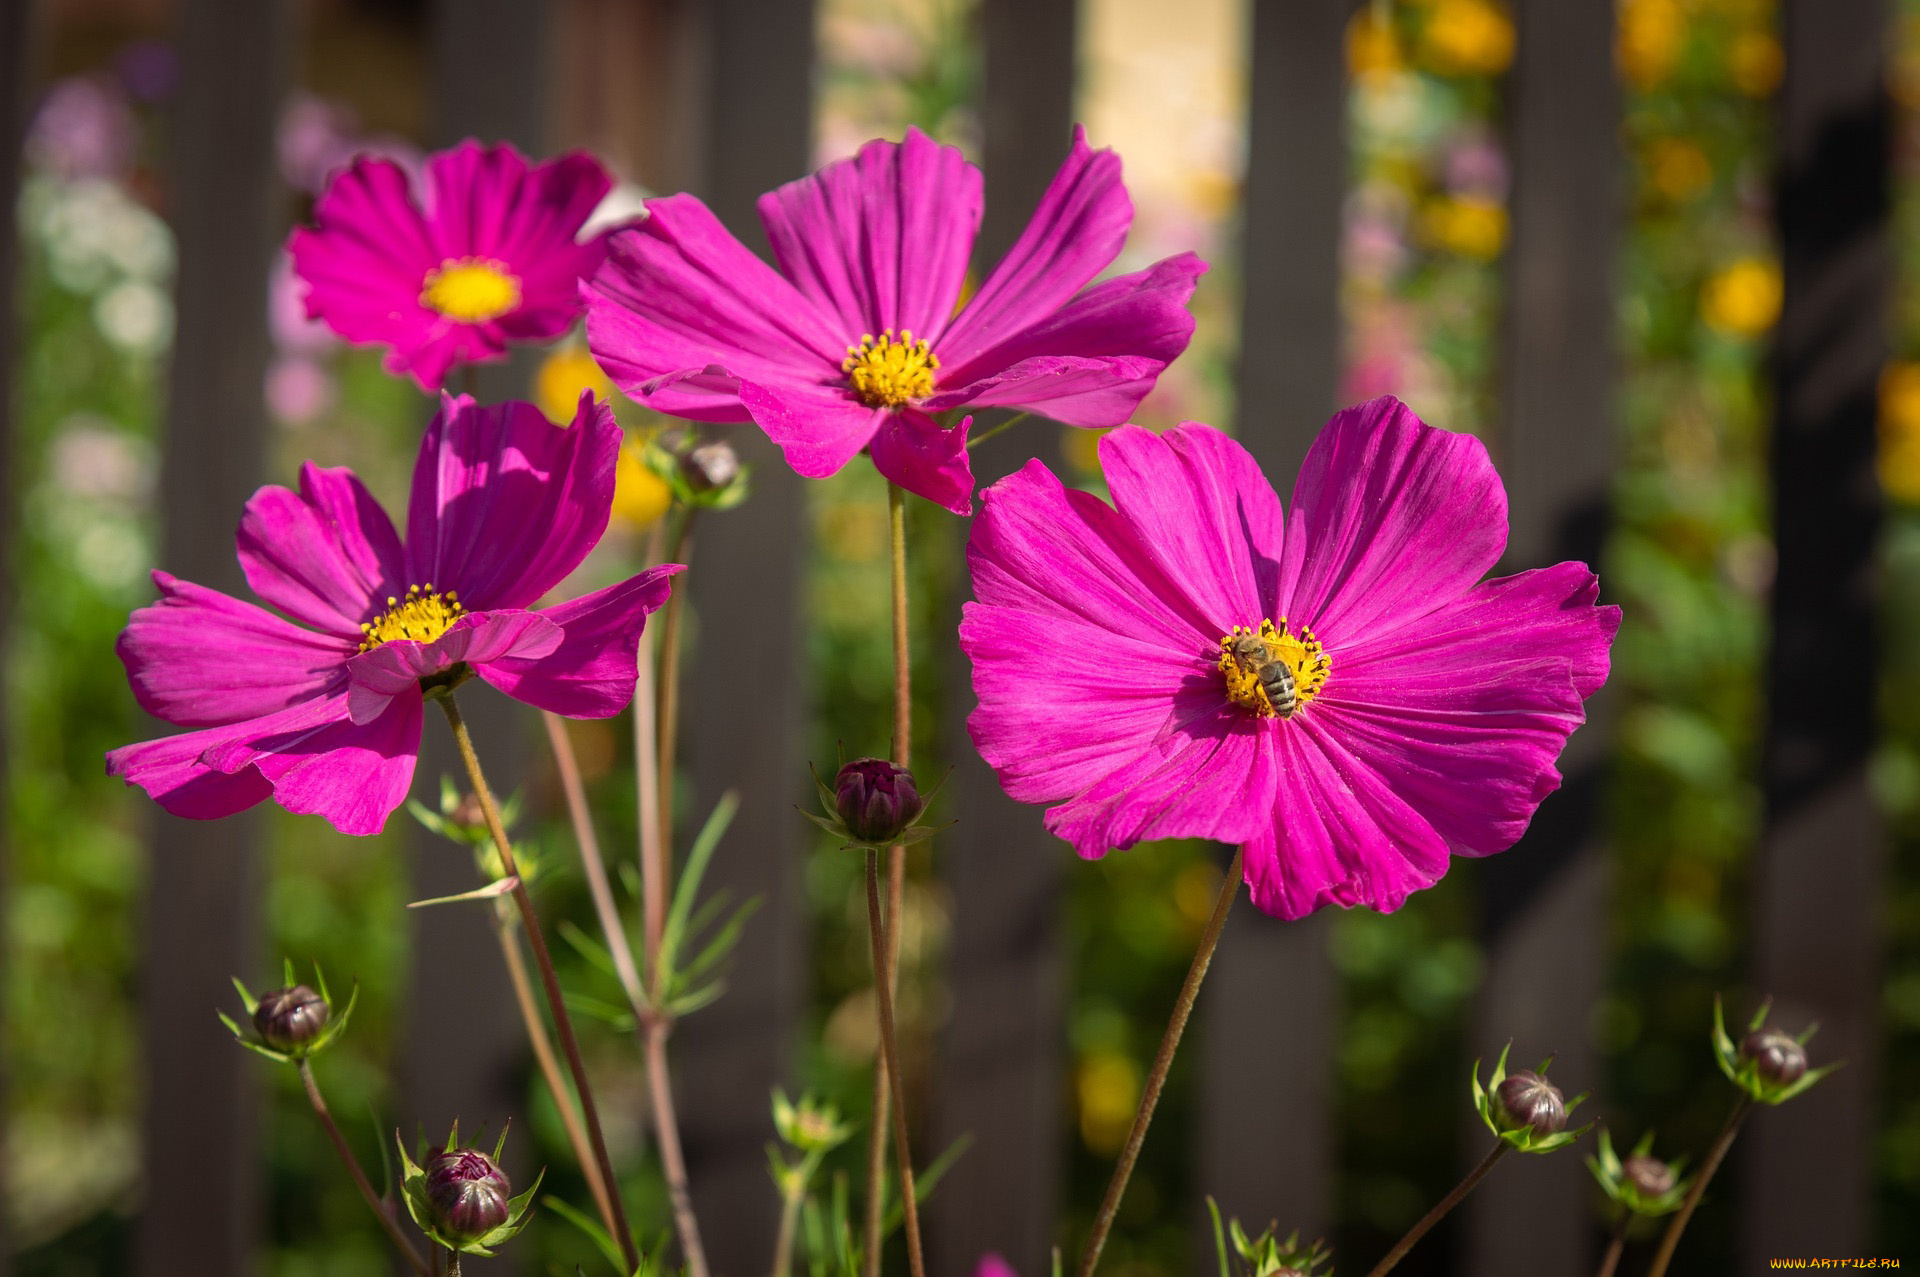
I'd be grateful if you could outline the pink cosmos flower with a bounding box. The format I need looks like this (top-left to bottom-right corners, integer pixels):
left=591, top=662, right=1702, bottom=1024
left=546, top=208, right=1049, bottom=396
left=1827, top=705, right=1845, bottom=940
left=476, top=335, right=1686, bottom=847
left=106, top=393, right=678, bottom=836
left=960, top=397, right=1619, bottom=919
left=584, top=126, right=1205, bottom=515
left=288, top=139, right=617, bottom=392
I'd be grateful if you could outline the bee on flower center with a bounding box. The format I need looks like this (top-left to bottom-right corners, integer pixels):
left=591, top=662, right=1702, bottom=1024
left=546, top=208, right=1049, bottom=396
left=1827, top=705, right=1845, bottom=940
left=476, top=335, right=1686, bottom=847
left=1217, top=619, right=1329, bottom=719
left=1229, top=633, right=1299, bottom=719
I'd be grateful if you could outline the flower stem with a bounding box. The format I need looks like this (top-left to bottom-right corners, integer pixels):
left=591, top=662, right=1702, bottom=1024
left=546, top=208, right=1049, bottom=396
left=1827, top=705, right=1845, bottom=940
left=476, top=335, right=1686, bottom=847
left=436, top=692, right=639, bottom=1274
left=644, top=1009, right=710, bottom=1277
left=1076, top=846, right=1243, bottom=1277
left=488, top=892, right=618, bottom=1237
left=1595, top=1211, right=1629, bottom=1277
left=446, top=1248, right=461, bottom=1277
left=1646, top=1094, right=1753, bottom=1277
left=867, top=848, right=925, bottom=1277
left=1363, top=1140, right=1510, bottom=1277
left=297, top=1058, right=430, bottom=1276
left=863, top=481, right=922, bottom=1277
left=654, top=507, right=697, bottom=879
left=964, top=411, right=1030, bottom=450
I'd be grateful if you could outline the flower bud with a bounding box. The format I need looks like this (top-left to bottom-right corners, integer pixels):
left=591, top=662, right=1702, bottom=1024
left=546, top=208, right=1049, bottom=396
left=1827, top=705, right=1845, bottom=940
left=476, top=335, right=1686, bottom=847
left=1622, top=1154, right=1676, bottom=1197
left=682, top=440, right=741, bottom=492
left=424, top=1147, right=512, bottom=1243
left=1740, top=1028, right=1808, bottom=1086
left=1493, top=1069, right=1567, bottom=1136
left=252, top=985, right=329, bottom=1052
left=834, top=758, right=923, bottom=845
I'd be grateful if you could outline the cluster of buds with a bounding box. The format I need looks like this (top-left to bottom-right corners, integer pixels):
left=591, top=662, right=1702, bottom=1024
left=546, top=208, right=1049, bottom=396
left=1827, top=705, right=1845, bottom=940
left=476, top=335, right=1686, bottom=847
left=768, top=1089, right=854, bottom=1203
left=644, top=429, right=750, bottom=511
left=1206, top=1199, right=1332, bottom=1277
left=406, top=775, right=542, bottom=906
left=1587, top=1128, right=1690, bottom=1218
left=220, top=960, right=356, bottom=1063
left=1712, top=995, right=1839, bottom=1105
left=1472, top=1043, right=1591, bottom=1153
left=804, top=757, right=950, bottom=851
left=398, top=1121, right=543, bottom=1256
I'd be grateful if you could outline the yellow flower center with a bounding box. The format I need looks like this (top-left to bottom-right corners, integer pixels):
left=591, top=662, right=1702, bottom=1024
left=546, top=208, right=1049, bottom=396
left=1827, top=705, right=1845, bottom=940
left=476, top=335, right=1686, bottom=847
left=420, top=257, right=522, bottom=323
left=1217, top=618, right=1330, bottom=719
left=358, top=584, right=465, bottom=652
left=842, top=330, right=938, bottom=408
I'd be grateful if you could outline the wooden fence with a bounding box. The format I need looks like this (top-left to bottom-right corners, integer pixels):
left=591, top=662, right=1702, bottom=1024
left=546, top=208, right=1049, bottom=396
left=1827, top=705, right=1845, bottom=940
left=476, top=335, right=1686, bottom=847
left=0, top=0, right=1894, bottom=1271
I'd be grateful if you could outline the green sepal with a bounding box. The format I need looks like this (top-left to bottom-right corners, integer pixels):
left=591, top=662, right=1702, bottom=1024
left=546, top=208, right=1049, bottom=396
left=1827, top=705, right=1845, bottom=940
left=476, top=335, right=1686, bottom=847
left=1472, top=1041, right=1590, bottom=1153
left=1713, top=993, right=1845, bottom=1105
left=463, top=1164, right=544, bottom=1255
left=218, top=962, right=357, bottom=1062
left=1586, top=1126, right=1691, bottom=1217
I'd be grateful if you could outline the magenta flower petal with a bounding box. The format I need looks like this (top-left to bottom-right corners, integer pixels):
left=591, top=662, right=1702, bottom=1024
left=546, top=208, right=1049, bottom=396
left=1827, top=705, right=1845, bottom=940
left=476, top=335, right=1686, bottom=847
left=346, top=611, right=562, bottom=724
left=585, top=193, right=848, bottom=419
left=928, top=253, right=1206, bottom=425
left=237, top=462, right=405, bottom=637
left=1276, top=396, right=1508, bottom=644
left=757, top=127, right=981, bottom=346
left=869, top=409, right=973, bottom=515
left=119, top=572, right=350, bottom=726
left=739, top=380, right=885, bottom=479
left=961, top=400, right=1618, bottom=918
left=201, top=691, right=424, bottom=837
left=475, top=565, right=681, bottom=717
left=287, top=156, right=437, bottom=344
left=933, top=126, right=1133, bottom=370
left=404, top=394, right=619, bottom=610
left=107, top=693, right=356, bottom=825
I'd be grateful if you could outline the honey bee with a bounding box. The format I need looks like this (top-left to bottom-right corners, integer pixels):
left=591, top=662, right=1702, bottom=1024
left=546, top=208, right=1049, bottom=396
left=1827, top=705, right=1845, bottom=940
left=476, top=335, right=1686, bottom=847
left=1229, top=633, right=1299, bottom=719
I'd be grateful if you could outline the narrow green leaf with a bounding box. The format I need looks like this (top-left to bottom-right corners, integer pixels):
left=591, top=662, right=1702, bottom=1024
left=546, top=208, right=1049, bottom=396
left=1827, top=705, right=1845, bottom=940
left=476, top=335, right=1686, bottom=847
left=659, top=790, right=741, bottom=978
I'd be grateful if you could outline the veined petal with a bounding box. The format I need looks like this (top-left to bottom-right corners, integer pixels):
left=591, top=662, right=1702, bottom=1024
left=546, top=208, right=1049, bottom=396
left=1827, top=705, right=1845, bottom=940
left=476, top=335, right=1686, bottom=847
left=237, top=462, right=405, bottom=637
left=583, top=194, right=848, bottom=419
left=1096, top=423, right=1285, bottom=632
left=869, top=409, right=973, bottom=514
left=758, top=127, right=981, bottom=347
left=967, top=458, right=1218, bottom=652
left=106, top=694, right=346, bottom=826
left=404, top=394, right=619, bottom=611
left=929, top=254, right=1205, bottom=425
left=1241, top=719, right=1450, bottom=920
left=197, top=690, right=423, bottom=836
left=1275, top=396, right=1507, bottom=643
left=119, top=572, right=350, bottom=727
left=935, top=127, right=1133, bottom=370
left=739, top=380, right=885, bottom=479
left=346, top=611, right=561, bottom=724
left=476, top=566, right=681, bottom=717
left=286, top=156, right=439, bottom=349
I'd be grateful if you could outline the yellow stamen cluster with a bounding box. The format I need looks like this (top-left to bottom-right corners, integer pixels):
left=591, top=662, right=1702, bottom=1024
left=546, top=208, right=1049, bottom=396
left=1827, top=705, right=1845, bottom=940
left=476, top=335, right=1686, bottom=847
left=842, top=330, right=939, bottom=408
left=1217, top=618, right=1330, bottom=718
left=359, top=585, right=465, bottom=652
left=419, top=257, right=522, bottom=323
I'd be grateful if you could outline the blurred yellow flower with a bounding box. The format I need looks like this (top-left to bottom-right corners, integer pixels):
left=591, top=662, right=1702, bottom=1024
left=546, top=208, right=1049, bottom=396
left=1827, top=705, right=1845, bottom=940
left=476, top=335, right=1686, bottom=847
left=1700, top=258, right=1782, bottom=337
left=1421, top=0, right=1514, bottom=76
left=1894, top=16, right=1920, bottom=108
left=1729, top=31, right=1783, bottom=97
left=535, top=346, right=614, bottom=424
left=1077, top=1051, right=1142, bottom=1156
left=1421, top=195, right=1509, bottom=260
left=1648, top=138, right=1712, bottom=202
left=1618, top=0, right=1684, bottom=89
left=611, top=438, right=672, bottom=530
left=1061, top=425, right=1111, bottom=475
left=1880, top=362, right=1920, bottom=502
left=1346, top=9, right=1403, bottom=80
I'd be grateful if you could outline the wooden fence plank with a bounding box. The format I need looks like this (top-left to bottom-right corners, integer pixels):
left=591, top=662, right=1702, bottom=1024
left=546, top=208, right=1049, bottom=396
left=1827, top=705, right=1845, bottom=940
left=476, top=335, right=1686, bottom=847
left=0, top=2, right=36, bottom=1272
left=136, top=2, right=292, bottom=1272
left=398, top=9, right=560, bottom=1251
left=924, top=2, right=1076, bottom=1269
left=1463, top=1, right=1619, bottom=1272
left=1743, top=0, right=1889, bottom=1261
left=1197, top=0, right=1352, bottom=1253
left=672, top=0, right=817, bottom=1269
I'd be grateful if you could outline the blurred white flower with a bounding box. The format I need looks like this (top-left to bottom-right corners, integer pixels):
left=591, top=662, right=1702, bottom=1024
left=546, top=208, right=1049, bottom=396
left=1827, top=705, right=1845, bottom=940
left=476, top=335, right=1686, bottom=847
left=93, top=281, right=173, bottom=354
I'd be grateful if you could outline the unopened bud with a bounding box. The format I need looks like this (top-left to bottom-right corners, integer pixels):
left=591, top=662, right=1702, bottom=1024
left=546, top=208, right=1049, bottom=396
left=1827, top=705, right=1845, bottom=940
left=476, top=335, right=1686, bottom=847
left=425, top=1147, right=512, bottom=1243
left=682, top=440, right=740, bottom=492
left=1740, top=1028, right=1808, bottom=1086
left=1494, top=1070, right=1567, bottom=1137
left=450, top=792, right=486, bottom=828
left=253, top=985, right=329, bottom=1052
left=1622, top=1154, right=1676, bottom=1197
left=835, top=759, right=923, bottom=844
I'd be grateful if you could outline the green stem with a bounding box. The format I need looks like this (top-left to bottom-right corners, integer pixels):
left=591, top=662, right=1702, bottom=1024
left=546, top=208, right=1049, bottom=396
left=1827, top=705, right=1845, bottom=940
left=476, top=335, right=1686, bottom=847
left=964, top=411, right=1030, bottom=450
left=1595, top=1211, right=1629, bottom=1277
left=654, top=507, right=697, bottom=903
left=867, top=848, right=925, bottom=1277
left=437, top=692, right=639, bottom=1274
left=1646, top=1095, right=1753, bottom=1277
left=1076, top=847, right=1243, bottom=1277
left=446, top=1248, right=461, bottom=1277
left=298, top=1059, right=430, bottom=1276
left=1363, top=1140, right=1510, bottom=1277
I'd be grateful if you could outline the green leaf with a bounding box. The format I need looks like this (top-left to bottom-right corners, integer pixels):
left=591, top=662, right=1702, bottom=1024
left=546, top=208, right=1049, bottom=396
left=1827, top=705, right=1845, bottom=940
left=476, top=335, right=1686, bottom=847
left=658, top=791, right=740, bottom=980
left=406, top=875, right=518, bottom=909
left=559, top=919, right=623, bottom=980
left=1206, top=1197, right=1230, bottom=1277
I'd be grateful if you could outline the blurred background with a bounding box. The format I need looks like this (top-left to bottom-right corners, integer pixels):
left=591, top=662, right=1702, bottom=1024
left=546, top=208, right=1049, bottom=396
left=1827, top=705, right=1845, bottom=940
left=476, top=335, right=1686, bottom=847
left=1, top=0, right=1916, bottom=1273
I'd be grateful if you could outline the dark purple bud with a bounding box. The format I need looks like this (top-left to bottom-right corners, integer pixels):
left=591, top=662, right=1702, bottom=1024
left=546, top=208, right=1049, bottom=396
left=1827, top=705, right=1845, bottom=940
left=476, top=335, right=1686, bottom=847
left=834, top=758, right=923, bottom=844
left=450, top=792, right=486, bottom=828
left=253, top=985, right=328, bottom=1052
left=1494, top=1070, right=1567, bottom=1136
left=682, top=440, right=740, bottom=492
left=1622, top=1154, right=1676, bottom=1197
left=425, top=1147, right=511, bottom=1242
left=1740, top=1028, right=1808, bottom=1086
